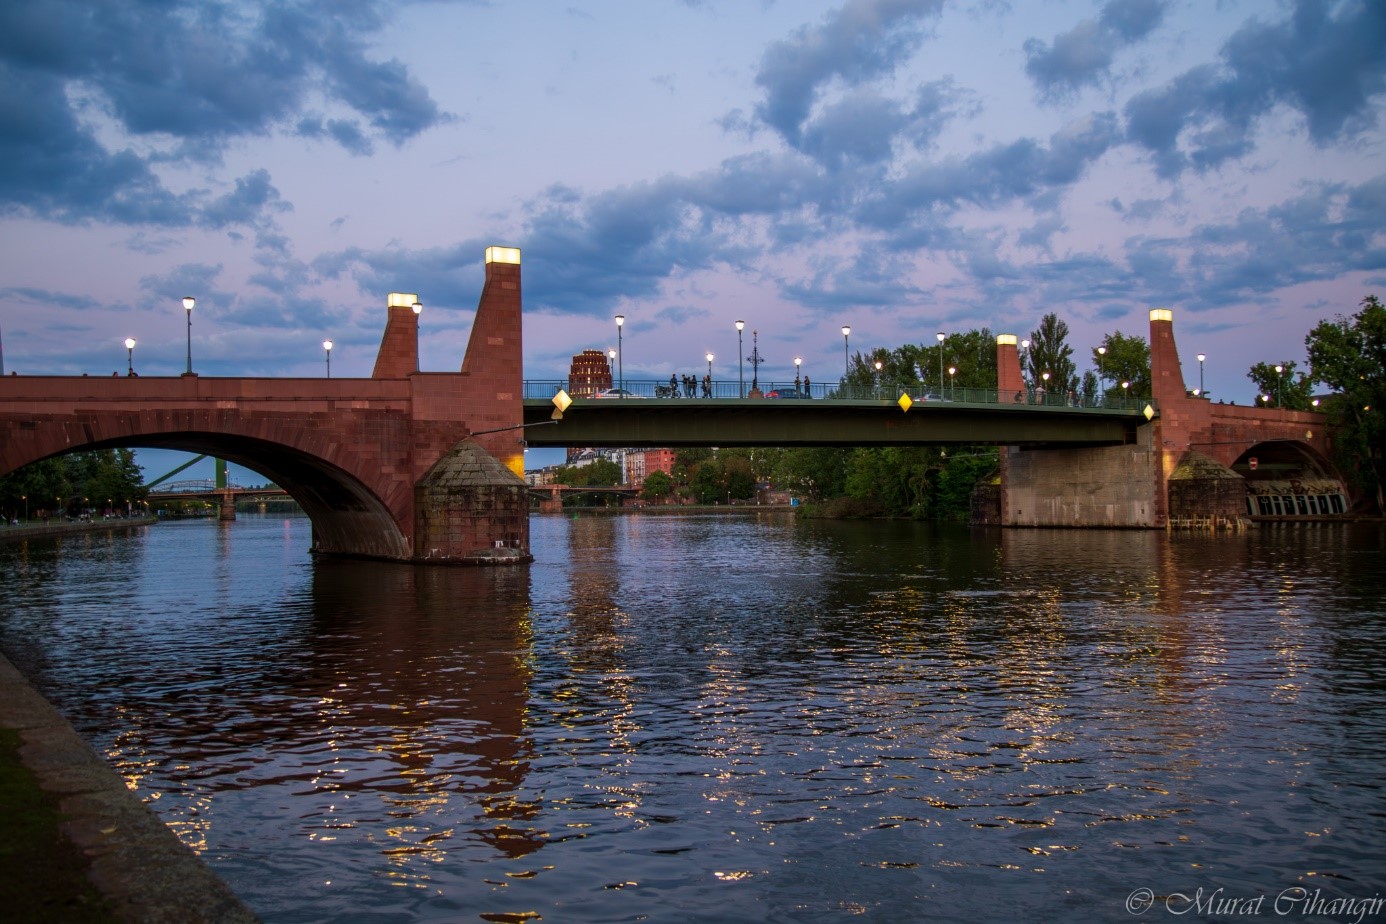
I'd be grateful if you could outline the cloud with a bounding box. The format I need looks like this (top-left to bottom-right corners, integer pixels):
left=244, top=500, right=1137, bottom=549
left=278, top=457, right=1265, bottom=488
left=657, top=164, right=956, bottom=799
left=0, top=0, right=446, bottom=225
left=1023, top=0, right=1167, bottom=100
left=753, top=0, right=946, bottom=148
left=1124, top=0, right=1386, bottom=177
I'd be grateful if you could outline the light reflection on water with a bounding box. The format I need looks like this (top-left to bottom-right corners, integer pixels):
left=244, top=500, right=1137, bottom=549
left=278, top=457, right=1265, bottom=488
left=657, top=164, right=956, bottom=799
left=1, top=514, right=1385, bottom=922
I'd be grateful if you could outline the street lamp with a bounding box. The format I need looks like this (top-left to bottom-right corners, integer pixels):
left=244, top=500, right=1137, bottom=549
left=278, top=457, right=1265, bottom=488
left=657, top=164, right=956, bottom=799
left=936, top=331, right=945, bottom=393
left=1020, top=338, right=1031, bottom=388
left=124, top=338, right=136, bottom=376
left=21, top=494, right=26, bottom=522
left=615, top=314, right=625, bottom=396
left=1041, top=370, right=1051, bottom=403
left=736, top=320, right=745, bottom=397
left=412, top=302, right=422, bottom=371
left=948, top=365, right=956, bottom=399
left=182, top=296, right=195, bottom=375
left=1196, top=353, right=1206, bottom=397
left=874, top=359, right=883, bottom=398
left=706, top=351, right=714, bottom=381
left=1096, top=345, right=1106, bottom=394
left=1121, top=380, right=1130, bottom=405
left=842, top=325, right=851, bottom=379
left=795, top=356, right=802, bottom=394
left=323, top=339, right=333, bottom=378
left=1274, top=364, right=1283, bottom=407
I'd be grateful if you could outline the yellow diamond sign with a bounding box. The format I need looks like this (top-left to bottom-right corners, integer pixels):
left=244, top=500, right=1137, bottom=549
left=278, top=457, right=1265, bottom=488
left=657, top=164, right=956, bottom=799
left=897, top=393, right=913, bottom=412
left=551, top=389, right=572, bottom=420
left=1143, top=404, right=1155, bottom=420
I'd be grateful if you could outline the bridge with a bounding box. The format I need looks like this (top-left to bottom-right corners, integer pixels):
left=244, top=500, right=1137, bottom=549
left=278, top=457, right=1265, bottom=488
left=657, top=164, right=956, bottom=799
left=0, top=247, right=1344, bottom=564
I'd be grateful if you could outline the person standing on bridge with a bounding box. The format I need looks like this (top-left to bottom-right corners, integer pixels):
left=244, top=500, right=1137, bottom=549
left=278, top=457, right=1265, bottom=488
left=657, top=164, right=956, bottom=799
left=803, top=375, right=810, bottom=397
left=702, top=373, right=711, bottom=397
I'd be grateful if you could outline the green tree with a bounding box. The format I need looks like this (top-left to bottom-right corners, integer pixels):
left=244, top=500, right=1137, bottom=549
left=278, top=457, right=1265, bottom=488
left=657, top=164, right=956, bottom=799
left=1026, top=314, right=1077, bottom=398
left=1306, top=295, right=1385, bottom=512
left=551, top=457, right=623, bottom=487
left=0, top=449, right=147, bottom=520
left=640, top=470, right=673, bottom=501
left=1247, top=361, right=1314, bottom=410
left=1092, top=331, right=1151, bottom=401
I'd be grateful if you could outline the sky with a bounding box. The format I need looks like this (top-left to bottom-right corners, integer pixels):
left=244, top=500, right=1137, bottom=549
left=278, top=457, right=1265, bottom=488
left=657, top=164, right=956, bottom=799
left=1, top=0, right=1383, bottom=479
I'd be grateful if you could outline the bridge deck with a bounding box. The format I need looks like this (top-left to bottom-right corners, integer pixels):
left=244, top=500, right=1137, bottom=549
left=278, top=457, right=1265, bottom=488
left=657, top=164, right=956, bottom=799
left=521, top=389, right=1149, bottom=448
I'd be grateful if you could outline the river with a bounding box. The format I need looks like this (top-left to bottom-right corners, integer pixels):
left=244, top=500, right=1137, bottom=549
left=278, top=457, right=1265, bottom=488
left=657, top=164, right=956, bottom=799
left=1, top=513, right=1384, bottom=922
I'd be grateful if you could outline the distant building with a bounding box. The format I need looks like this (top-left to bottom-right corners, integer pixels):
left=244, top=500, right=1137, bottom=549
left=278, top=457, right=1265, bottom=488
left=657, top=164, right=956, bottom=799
left=625, top=448, right=676, bottom=487
left=568, top=350, right=612, bottom=398
left=566, top=350, right=615, bottom=463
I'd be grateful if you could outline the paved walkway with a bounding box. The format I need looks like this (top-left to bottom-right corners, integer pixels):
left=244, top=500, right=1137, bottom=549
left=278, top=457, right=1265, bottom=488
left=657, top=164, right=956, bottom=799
left=0, top=652, right=258, bottom=923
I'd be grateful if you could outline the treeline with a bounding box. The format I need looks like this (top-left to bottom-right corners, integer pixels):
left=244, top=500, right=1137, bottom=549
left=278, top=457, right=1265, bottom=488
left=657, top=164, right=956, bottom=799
left=0, top=449, right=146, bottom=521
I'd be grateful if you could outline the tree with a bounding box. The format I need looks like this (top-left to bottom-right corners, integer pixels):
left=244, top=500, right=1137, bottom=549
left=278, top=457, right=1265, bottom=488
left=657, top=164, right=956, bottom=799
left=1306, top=295, right=1385, bottom=512
left=640, top=470, right=673, bottom=502
left=1092, top=331, right=1150, bottom=400
left=0, top=449, right=147, bottom=520
left=551, top=457, right=622, bottom=487
left=1026, top=314, right=1077, bottom=397
left=1247, top=361, right=1314, bottom=410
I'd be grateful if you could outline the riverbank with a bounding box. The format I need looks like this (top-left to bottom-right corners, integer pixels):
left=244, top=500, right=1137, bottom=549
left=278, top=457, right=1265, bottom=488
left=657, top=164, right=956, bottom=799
left=0, top=516, right=158, bottom=544
left=0, top=651, right=258, bottom=922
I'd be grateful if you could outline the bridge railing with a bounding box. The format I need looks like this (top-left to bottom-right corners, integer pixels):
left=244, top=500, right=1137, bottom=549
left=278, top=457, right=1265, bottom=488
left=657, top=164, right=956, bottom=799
left=523, top=380, right=1155, bottom=413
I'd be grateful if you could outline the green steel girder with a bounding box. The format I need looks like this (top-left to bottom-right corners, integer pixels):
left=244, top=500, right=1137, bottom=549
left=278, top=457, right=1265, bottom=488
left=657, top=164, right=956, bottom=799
left=520, top=399, right=1145, bottom=448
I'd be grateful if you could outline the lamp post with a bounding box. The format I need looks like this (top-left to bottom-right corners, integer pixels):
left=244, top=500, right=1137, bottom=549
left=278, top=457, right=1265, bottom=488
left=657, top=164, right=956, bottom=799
left=1121, top=380, right=1130, bottom=405
left=736, top=320, right=745, bottom=397
left=874, top=359, right=883, bottom=398
left=948, top=365, right=956, bottom=399
left=1096, top=345, right=1106, bottom=395
left=124, top=338, right=136, bottom=376
left=21, top=494, right=26, bottom=522
left=1020, top=338, right=1031, bottom=391
left=410, top=304, right=421, bottom=374
left=706, top=351, right=714, bottom=381
left=795, top=356, right=802, bottom=394
left=323, top=339, right=333, bottom=378
left=1274, top=363, right=1283, bottom=407
left=936, top=331, right=945, bottom=393
left=182, top=296, right=195, bottom=375
left=1041, top=370, right=1051, bottom=404
left=842, top=325, right=851, bottom=379
left=615, top=315, right=625, bottom=396
left=608, top=349, right=617, bottom=392
left=1196, top=353, right=1206, bottom=397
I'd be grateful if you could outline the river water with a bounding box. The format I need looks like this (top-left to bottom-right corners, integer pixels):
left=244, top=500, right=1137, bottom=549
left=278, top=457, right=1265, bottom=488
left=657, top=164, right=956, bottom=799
left=1, top=513, right=1384, bottom=922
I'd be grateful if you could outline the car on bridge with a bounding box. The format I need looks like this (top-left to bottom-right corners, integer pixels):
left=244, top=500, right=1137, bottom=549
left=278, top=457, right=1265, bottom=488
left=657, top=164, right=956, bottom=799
left=594, top=388, right=643, bottom=398
left=765, top=389, right=811, bottom=399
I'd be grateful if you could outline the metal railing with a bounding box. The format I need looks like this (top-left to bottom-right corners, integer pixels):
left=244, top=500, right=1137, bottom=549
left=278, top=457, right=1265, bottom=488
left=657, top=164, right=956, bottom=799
left=523, top=380, right=1156, bottom=413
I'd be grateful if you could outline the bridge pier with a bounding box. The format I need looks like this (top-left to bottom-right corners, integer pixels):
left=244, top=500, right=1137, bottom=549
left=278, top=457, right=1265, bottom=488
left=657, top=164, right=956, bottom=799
left=218, top=492, right=236, bottom=522
left=993, top=307, right=1340, bottom=527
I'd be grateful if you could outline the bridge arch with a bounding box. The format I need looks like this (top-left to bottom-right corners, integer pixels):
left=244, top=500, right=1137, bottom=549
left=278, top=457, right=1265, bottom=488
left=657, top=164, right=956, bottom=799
left=2, top=423, right=409, bottom=561
left=1230, top=439, right=1350, bottom=517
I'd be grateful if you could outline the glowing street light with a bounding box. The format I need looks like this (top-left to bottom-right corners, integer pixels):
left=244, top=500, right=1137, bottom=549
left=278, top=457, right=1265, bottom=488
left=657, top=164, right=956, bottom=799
left=323, top=339, right=333, bottom=378
left=706, top=351, right=714, bottom=381
left=1196, top=353, right=1206, bottom=397
left=936, top=331, right=945, bottom=392
left=182, top=296, right=195, bottom=375
left=615, top=314, right=625, bottom=396
left=736, top=320, right=745, bottom=397
left=948, top=365, right=956, bottom=399
left=1274, top=363, right=1284, bottom=407
left=842, top=325, right=851, bottom=378
left=1097, top=344, right=1107, bottom=393
left=795, top=356, right=803, bottom=394
left=124, top=337, right=136, bottom=376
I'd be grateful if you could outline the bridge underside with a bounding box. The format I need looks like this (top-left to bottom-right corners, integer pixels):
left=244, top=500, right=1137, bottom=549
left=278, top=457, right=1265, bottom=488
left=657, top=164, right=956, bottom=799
left=522, top=400, right=1142, bottom=447
left=82, top=432, right=411, bottom=561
